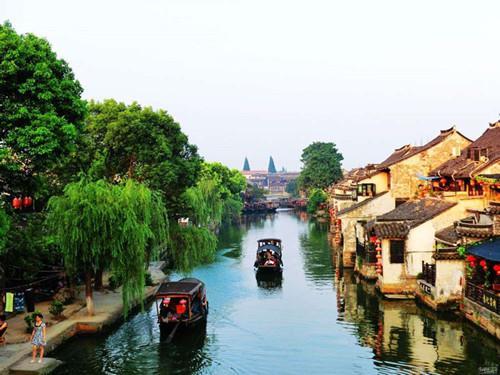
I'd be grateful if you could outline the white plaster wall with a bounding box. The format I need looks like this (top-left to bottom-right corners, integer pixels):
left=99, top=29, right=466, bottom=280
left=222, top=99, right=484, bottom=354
left=406, top=222, right=435, bottom=275
left=358, top=171, right=390, bottom=194
left=380, top=239, right=404, bottom=284
left=435, top=260, right=464, bottom=300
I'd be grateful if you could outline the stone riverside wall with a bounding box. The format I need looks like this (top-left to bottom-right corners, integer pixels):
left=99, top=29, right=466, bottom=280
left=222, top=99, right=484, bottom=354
left=462, top=298, right=500, bottom=340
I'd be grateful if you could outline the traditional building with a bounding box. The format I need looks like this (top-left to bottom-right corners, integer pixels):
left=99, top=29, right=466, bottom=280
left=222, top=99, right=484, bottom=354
left=242, top=169, right=299, bottom=194
left=429, top=121, right=500, bottom=207
left=332, top=126, right=471, bottom=269
left=369, top=198, right=470, bottom=298
left=414, top=199, right=500, bottom=338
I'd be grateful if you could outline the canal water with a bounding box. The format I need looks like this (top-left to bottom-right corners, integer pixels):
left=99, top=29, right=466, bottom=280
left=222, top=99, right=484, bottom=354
left=53, top=211, right=499, bottom=375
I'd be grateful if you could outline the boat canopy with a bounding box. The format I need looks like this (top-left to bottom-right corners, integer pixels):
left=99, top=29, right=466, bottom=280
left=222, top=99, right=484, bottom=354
left=467, top=238, right=500, bottom=262
left=257, top=238, right=282, bottom=247
left=257, top=244, right=282, bottom=257
left=156, top=278, right=205, bottom=298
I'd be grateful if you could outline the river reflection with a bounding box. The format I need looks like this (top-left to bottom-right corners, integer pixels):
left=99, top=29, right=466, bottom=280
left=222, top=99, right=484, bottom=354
left=53, top=211, right=499, bottom=375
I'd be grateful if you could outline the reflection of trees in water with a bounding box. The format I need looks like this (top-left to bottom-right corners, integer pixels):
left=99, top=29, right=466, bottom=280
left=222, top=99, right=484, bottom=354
left=241, top=213, right=276, bottom=230
left=299, top=219, right=334, bottom=282
left=217, top=223, right=245, bottom=259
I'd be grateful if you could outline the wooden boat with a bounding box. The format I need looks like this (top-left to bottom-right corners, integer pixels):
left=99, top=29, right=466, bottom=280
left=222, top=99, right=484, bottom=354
left=256, top=271, right=283, bottom=289
left=254, top=238, right=283, bottom=273
left=155, top=278, right=208, bottom=337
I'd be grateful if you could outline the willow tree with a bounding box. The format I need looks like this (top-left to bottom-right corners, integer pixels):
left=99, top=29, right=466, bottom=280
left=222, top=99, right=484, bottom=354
left=46, top=178, right=168, bottom=316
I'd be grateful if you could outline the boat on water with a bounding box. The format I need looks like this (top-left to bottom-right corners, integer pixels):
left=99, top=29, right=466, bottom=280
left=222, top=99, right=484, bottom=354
left=155, top=278, right=208, bottom=335
left=254, top=238, right=283, bottom=273
left=242, top=201, right=278, bottom=214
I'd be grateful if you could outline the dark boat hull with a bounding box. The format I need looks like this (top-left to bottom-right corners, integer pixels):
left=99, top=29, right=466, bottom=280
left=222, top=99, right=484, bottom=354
left=159, top=314, right=207, bottom=333
left=255, top=265, right=282, bottom=274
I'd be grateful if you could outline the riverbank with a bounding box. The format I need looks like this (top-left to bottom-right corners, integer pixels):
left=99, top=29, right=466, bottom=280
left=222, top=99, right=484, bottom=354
left=0, top=262, right=167, bottom=375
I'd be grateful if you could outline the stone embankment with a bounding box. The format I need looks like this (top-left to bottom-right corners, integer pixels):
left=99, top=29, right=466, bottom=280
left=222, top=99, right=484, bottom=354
left=0, top=262, right=166, bottom=375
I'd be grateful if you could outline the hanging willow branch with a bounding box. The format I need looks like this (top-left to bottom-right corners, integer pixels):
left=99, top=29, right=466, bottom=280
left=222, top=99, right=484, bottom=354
left=46, top=178, right=169, bottom=315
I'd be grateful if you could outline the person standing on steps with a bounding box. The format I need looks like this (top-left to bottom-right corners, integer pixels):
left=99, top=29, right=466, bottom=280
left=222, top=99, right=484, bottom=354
left=30, top=313, right=46, bottom=363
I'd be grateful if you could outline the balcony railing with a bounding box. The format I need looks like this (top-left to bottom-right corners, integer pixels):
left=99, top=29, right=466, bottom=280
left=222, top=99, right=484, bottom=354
left=421, top=262, right=436, bottom=286
left=465, top=281, right=500, bottom=315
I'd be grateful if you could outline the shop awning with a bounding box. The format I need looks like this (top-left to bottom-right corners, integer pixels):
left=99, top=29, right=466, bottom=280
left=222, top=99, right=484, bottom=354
left=467, top=237, right=500, bottom=262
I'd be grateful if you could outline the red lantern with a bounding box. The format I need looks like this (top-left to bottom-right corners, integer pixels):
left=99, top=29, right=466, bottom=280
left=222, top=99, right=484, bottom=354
left=470, top=179, right=476, bottom=186
left=22, top=196, right=33, bottom=208
left=12, top=197, right=22, bottom=210
left=457, top=180, right=464, bottom=187
left=432, top=181, right=439, bottom=188
left=440, top=178, right=447, bottom=185
left=370, top=236, right=377, bottom=244
left=479, top=259, right=487, bottom=268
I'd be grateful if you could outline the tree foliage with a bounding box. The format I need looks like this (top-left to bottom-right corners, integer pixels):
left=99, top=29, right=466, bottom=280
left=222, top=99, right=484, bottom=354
left=0, top=213, right=59, bottom=283
left=184, top=162, right=246, bottom=228
left=244, top=183, right=265, bottom=202
left=307, top=188, right=327, bottom=214
left=168, top=225, right=217, bottom=273
left=0, top=208, right=10, bottom=254
left=0, top=22, right=86, bottom=198
left=85, top=99, right=202, bottom=213
left=285, top=179, right=299, bottom=197
left=298, top=142, right=343, bottom=191
left=46, top=178, right=168, bottom=315
left=173, top=163, right=246, bottom=271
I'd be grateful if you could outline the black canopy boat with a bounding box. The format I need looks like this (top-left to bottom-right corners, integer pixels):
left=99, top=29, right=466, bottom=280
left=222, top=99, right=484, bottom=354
left=254, top=238, right=283, bottom=273
left=155, top=278, right=208, bottom=338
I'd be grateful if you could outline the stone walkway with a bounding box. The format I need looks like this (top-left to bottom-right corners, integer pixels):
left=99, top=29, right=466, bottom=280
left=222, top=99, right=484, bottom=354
left=0, top=262, right=166, bottom=374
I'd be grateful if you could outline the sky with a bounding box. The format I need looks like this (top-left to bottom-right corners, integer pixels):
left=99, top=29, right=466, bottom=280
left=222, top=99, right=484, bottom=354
left=2, top=0, right=500, bottom=171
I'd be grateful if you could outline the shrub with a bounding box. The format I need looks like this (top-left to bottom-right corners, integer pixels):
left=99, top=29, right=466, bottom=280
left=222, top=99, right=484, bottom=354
left=24, top=310, right=42, bottom=332
left=49, top=300, right=64, bottom=318
left=307, top=188, right=327, bottom=214
left=108, top=274, right=122, bottom=290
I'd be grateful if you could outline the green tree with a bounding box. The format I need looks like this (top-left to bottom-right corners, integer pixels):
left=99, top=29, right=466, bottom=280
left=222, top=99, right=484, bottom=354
left=184, top=162, right=246, bottom=228
left=243, top=157, right=251, bottom=171
left=298, top=142, right=343, bottom=191
left=0, top=22, right=86, bottom=199
left=175, top=163, right=246, bottom=271
left=46, top=178, right=168, bottom=316
left=285, top=179, right=299, bottom=197
left=85, top=99, right=202, bottom=214
left=244, top=183, right=265, bottom=202
left=268, top=156, right=277, bottom=174
left=0, top=208, right=10, bottom=254
left=307, top=188, right=327, bottom=214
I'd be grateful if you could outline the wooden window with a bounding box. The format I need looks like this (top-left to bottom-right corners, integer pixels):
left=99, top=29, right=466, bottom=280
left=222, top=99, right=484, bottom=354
left=473, top=148, right=480, bottom=161
left=389, top=240, right=405, bottom=263
left=357, top=183, right=376, bottom=197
